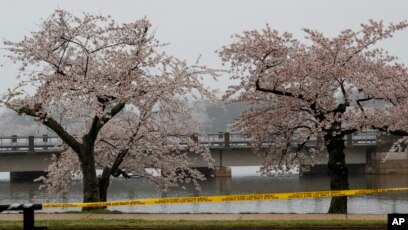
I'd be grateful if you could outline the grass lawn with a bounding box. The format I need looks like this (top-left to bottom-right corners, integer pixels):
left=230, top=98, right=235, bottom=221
left=0, top=219, right=387, bottom=229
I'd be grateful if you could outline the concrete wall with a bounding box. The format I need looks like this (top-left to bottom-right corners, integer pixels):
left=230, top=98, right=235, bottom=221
left=191, top=145, right=368, bottom=167
left=189, top=147, right=265, bottom=167
left=0, top=145, right=375, bottom=173
left=0, top=152, right=52, bottom=172
left=310, top=146, right=368, bottom=165
left=366, top=152, right=408, bottom=174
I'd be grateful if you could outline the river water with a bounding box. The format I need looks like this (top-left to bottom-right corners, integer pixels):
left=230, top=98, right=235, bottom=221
left=0, top=167, right=407, bottom=214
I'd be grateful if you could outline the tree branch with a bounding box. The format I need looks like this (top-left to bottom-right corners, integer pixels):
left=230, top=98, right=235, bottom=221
left=327, top=102, right=349, bottom=115
left=12, top=105, right=82, bottom=154
left=340, top=129, right=358, bottom=136
left=338, top=78, right=349, bottom=105
left=371, top=125, right=408, bottom=136
left=100, top=139, right=118, bottom=149
left=88, top=102, right=126, bottom=143
left=255, top=79, right=311, bottom=102
left=60, top=36, right=90, bottom=53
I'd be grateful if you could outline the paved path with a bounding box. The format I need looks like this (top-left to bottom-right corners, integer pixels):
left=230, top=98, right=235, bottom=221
left=0, top=213, right=387, bottom=221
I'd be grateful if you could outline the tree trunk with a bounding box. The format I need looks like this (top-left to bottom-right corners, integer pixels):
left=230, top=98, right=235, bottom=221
left=325, top=134, right=349, bottom=214
left=98, top=167, right=111, bottom=203
left=79, top=142, right=100, bottom=210
left=96, top=148, right=129, bottom=203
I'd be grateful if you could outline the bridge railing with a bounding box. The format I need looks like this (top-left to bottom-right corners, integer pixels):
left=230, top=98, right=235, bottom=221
left=206, top=131, right=376, bottom=148
left=0, top=131, right=377, bottom=152
left=350, top=131, right=376, bottom=145
left=206, top=133, right=252, bottom=147
left=0, top=135, right=62, bottom=152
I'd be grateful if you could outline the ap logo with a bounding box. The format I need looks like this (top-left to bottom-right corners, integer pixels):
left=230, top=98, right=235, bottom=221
left=388, top=214, right=407, bottom=230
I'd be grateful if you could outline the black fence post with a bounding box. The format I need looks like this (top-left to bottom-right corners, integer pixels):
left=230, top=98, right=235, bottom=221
left=23, top=208, right=34, bottom=230
left=0, top=204, right=44, bottom=230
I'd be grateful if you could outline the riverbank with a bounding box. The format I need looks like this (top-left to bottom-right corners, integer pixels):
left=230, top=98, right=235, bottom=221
left=0, top=214, right=388, bottom=229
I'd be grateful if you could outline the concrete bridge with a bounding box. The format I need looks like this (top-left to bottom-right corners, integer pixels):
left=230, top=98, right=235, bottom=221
left=193, top=132, right=377, bottom=176
left=0, top=132, right=379, bottom=181
left=0, top=135, right=61, bottom=182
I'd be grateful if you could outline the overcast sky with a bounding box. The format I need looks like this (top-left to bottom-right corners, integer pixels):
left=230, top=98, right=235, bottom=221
left=1, top=0, right=408, bottom=96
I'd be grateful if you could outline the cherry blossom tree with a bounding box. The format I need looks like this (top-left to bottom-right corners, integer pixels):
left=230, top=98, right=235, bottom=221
left=219, top=20, right=408, bottom=213
left=2, top=10, right=217, bottom=206
left=39, top=93, right=214, bottom=202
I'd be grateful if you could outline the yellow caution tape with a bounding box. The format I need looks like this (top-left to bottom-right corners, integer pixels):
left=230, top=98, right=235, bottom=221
left=42, top=187, right=408, bottom=209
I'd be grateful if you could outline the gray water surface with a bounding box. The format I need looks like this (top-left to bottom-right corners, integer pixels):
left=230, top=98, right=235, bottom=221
left=0, top=170, right=407, bottom=214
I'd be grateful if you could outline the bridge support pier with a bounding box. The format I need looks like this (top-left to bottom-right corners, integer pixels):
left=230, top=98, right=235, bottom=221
left=215, top=177, right=232, bottom=194
left=194, top=166, right=232, bottom=178
left=194, top=167, right=214, bottom=178
left=214, top=166, right=231, bottom=177
left=10, top=171, right=46, bottom=183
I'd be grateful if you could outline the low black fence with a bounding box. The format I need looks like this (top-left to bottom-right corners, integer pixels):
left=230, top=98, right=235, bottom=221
left=0, top=204, right=44, bottom=230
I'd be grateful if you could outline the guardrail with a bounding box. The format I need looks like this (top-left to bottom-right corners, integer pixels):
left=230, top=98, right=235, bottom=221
left=0, top=135, right=62, bottom=152
left=0, top=204, right=44, bottom=230
left=206, top=130, right=377, bottom=147
left=0, top=131, right=377, bottom=152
